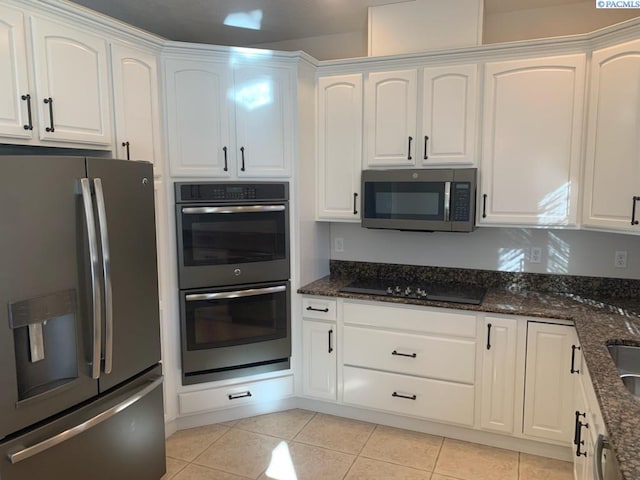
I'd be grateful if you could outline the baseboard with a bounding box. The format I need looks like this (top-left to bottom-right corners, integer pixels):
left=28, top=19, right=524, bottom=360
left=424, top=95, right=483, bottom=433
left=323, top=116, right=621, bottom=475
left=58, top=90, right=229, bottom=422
left=166, top=395, right=572, bottom=462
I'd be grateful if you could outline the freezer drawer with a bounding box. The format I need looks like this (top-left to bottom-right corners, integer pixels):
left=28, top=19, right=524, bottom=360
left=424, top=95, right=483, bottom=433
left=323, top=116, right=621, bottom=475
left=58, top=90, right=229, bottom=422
left=0, top=370, right=165, bottom=480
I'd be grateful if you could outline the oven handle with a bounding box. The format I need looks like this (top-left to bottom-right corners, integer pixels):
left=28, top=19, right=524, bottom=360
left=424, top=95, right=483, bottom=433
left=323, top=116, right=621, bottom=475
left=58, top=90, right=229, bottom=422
left=185, top=285, right=287, bottom=302
left=182, top=205, right=285, bottom=214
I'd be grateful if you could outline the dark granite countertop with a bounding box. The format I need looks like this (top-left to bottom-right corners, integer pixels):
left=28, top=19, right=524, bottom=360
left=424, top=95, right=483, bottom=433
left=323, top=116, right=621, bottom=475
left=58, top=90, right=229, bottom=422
left=298, top=274, right=640, bottom=480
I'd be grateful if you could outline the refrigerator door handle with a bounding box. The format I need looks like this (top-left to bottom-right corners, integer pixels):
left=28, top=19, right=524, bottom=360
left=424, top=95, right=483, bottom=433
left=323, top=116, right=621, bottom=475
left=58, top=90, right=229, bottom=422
left=93, top=178, right=113, bottom=375
left=80, top=178, right=102, bottom=380
left=7, top=376, right=163, bottom=464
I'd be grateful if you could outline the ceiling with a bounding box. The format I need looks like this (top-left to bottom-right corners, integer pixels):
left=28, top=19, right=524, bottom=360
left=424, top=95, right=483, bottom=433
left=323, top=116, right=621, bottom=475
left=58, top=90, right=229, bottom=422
left=67, top=0, right=588, bottom=47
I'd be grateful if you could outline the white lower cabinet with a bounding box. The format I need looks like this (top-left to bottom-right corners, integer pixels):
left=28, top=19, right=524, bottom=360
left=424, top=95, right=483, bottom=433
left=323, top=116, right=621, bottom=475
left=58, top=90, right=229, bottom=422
left=523, top=322, right=578, bottom=443
left=300, top=296, right=590, bottom=452
left=343, top=366, right=475, bottom=426
left=302, top=320, right=337, bottom=401
left=480, top=316, right=518, bottom=434
left=341, top=300, right=477, bottom=426
left=178, top=375, right=294, bottom=415
left=301, top=297, right=338, bottom=401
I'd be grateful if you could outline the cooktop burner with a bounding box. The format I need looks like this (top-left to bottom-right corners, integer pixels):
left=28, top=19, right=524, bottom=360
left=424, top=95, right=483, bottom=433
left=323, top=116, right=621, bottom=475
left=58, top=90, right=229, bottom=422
left=339, top=279, right=486, bottom=305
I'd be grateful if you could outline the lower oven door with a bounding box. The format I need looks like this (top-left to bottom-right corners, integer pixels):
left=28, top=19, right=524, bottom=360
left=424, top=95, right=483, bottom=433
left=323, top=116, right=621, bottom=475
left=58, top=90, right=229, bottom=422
left=180, top=281, right=291, bottom=383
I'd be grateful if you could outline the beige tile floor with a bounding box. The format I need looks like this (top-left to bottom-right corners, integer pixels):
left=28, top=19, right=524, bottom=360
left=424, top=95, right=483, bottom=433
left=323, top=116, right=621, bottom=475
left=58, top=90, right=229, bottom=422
left=162, top=409, right=573, bottom=480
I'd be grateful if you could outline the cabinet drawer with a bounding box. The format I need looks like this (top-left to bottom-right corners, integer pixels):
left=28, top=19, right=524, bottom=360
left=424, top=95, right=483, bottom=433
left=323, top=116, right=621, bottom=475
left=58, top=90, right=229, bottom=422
left=178, top=375, right=294, bottom=415
left=302, top=296, right=337, bottom=321
left=343, top=301, right=476, bottom=338
left=343, top=366, right=475, bottom=426
left=343, top=326, right=476, bottom=383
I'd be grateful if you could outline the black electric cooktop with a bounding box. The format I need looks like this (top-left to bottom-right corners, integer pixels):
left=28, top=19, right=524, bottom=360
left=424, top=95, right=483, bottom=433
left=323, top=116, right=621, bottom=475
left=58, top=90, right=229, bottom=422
left=339, top=279, right=486, bottom=305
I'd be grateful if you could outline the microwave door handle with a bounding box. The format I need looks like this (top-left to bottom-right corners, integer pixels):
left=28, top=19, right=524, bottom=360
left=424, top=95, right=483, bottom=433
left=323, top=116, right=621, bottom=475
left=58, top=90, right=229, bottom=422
left=80, top=179, right=102, bottom=380
left=185, top=285, right=287, bottom=302
left=182, top=205, right=285, bottom=214
left=93, top=178, right=113, bottom=375
left=444, top=181, right=451, bottom=222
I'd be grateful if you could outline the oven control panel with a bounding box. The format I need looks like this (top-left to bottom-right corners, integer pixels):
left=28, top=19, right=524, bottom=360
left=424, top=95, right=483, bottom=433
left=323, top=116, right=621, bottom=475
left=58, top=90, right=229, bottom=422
left=175, top=182, right=289, bottom=203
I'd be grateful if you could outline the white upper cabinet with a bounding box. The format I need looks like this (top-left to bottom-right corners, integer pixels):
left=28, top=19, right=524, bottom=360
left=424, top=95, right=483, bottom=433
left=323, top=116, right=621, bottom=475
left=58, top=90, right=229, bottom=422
left=30, top=16, right=112, bottom=146
left=317, top=74, right=363, bottom=221
left=234, top=65, right=292, bottom=177
left=421, top=64, right=477, bottom=165
left=364, top=65, right=478, bottom=169
left=0, top=5, right=32, bottom=139
left=165, top=57, right=293, bottom=178
left=111, top=44, right=162, bottom=172
left=165, top=59, right=232, bottom=177
left=582, top=40, right=640, bottom=232
left=365, top=69, right=418, bottom=167
left=479, top=54, right=585, bottom=226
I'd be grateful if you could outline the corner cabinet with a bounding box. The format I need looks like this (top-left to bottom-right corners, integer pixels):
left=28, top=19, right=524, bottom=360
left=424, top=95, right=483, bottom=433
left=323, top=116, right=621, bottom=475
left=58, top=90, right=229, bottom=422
left=110, top=44, right=162, bottom=171
left=479, top=54, right=585, bottom=226
left=317, top=74, right=363, bottom=221
left=165, top=57, right=293, bottom=178
left=582, top=39, right=640, bottom=232
left=0, top=7, right=112, bottom=147
left=364, top=65, right=477, bottom=168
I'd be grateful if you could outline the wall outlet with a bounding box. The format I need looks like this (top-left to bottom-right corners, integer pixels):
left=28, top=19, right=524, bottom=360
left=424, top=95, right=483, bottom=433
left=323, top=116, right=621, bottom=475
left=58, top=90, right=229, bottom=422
left=615, top=250, right=628, bottom=268
left=530, top=247, right=542, bottom=264
left=334, top=237, right=344, bottom=253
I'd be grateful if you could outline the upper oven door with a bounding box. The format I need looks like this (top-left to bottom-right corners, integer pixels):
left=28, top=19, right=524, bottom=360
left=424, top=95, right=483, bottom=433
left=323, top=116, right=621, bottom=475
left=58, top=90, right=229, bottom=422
left=176, top=202, right=290, bottom=289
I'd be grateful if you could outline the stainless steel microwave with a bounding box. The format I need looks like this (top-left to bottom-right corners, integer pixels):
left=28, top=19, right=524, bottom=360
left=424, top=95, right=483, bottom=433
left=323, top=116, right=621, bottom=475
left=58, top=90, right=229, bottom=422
left=361, top=168, right=477, bottom=232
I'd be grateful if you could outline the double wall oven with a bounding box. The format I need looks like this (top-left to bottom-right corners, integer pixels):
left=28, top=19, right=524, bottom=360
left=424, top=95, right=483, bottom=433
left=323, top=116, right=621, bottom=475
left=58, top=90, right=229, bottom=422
left=175, top=182, right=291, bottom=384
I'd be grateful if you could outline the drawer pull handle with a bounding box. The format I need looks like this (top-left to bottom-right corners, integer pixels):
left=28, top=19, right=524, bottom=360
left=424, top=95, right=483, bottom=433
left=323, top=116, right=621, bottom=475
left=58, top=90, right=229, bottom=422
left=228, top=391, right=252, bottom=400
left=574, top=410, right=588, bottom=457
left=306, top=306, right=329, bottom=313
left=391, top=350, right=417, bottom=358
left=570, top=345, right=581, bottom=374
left=392, top=392, right=417, bottom=401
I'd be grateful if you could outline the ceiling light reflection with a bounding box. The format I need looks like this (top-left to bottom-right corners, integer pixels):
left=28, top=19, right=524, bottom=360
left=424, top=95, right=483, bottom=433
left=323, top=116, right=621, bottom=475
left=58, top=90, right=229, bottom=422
left=223, top=10, right=263, bottom=30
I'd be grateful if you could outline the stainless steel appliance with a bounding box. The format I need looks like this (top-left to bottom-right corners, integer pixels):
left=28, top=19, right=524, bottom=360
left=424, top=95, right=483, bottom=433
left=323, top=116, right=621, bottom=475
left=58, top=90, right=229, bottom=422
left=340, top=278, right=486, bottom=305
left=175, top=182, right=289, bottom=289
left=0, top=156, right=165, bottom=479
left=362, top=168, right=477, bottom=232
left=175, top=182, right=291, bottom=385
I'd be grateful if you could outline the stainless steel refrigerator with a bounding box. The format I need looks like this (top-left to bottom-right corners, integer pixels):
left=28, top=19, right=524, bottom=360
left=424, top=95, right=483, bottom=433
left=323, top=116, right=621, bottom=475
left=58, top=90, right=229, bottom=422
left=0, top=156, right=165, bottom=479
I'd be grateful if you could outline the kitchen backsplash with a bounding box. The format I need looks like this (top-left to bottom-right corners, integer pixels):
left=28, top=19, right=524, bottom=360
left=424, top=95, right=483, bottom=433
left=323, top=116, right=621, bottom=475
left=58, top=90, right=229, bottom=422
left=330, top=223, right=640, bottom=280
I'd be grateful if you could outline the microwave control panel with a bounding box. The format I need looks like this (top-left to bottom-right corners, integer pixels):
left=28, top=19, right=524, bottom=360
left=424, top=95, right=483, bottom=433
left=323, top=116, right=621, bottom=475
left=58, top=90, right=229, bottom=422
left=451, top=183, right=472, bottom=222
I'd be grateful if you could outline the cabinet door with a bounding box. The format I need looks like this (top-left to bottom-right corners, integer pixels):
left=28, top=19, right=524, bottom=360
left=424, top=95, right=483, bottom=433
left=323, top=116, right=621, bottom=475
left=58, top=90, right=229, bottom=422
left=234, top=65, right=292, bottom=177
left=365, top=70, right=417, bottom=167
left=111, top=44, right=161, bottom=172
left=582, top=40, right=640, bottom=232
left=573, top=380, right=590, bottom=480
left=421, top=64, right=477, bottom=165
left=30, top=17, right=112, bottom=145
left=523, top=322, right=577, bottom=443
left=302, top=320, right=337, bottom=401
left=0, top=5, right=33, bottom=139
left=165, top=59, right=233, bottom=177
left=480, top=55, right=585, bottom=226
left=480, top=316, right=518, bottom=434
left=317, top=74, right=363, bottom=221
